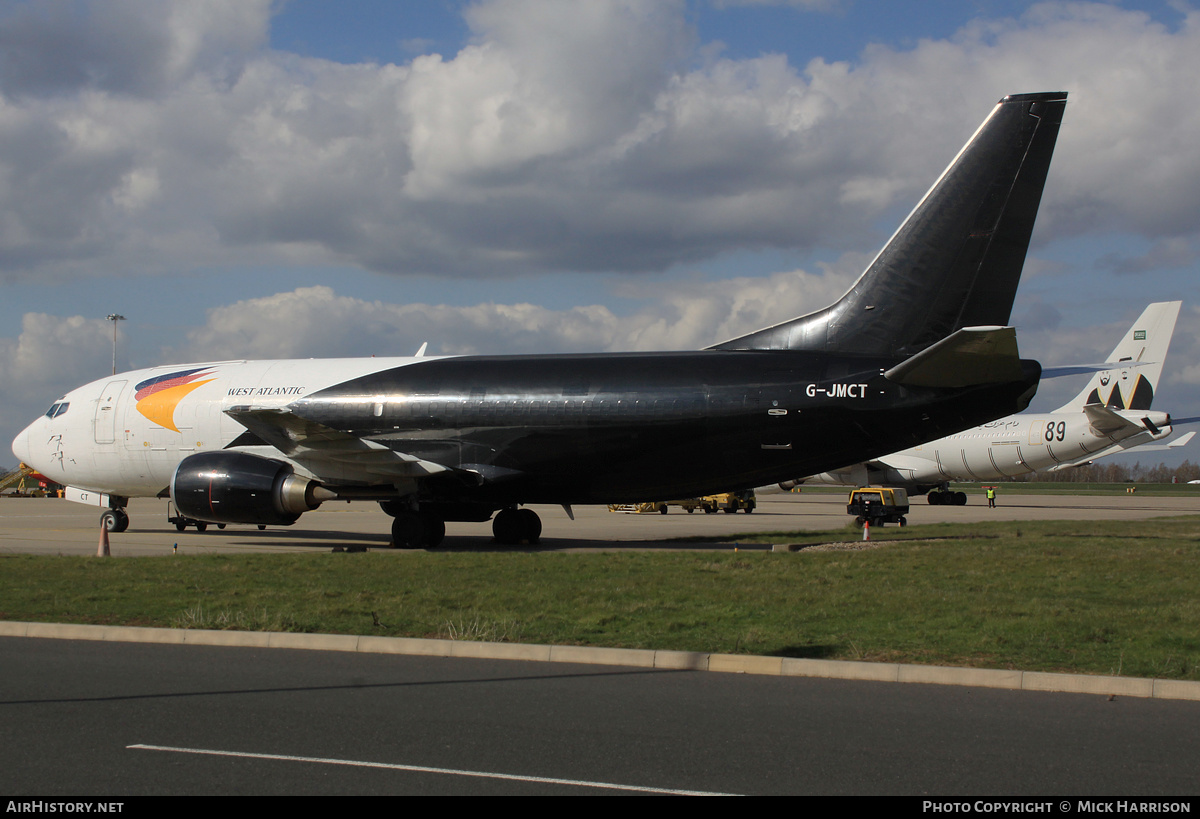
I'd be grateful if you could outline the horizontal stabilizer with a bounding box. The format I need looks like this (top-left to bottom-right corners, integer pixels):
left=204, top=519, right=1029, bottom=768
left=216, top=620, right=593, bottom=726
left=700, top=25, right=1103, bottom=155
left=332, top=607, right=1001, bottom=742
left=1169, top=431, right=1197, bottom=448
left=1041, top=361, right=1157, bottom=379
left=1082, top=404, right=1145, bottom=436
left=1049, top=430, right=1194, bottom=469
left=884, top=326, right=1023, bottom=388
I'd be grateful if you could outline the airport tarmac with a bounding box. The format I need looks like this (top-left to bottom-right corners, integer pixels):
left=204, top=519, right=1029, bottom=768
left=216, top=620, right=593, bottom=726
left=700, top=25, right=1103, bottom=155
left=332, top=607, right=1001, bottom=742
left=5, top=634, right=1199, bottom=795
left=2, top=489, right=1199, bottom=556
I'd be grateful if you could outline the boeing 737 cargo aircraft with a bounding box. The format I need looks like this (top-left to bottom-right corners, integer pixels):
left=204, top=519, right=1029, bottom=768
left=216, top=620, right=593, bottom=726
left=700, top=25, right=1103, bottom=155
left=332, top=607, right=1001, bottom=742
left=12, top=92, right=1067, bottom=547
left=792, top=301, right=1190, bottom=503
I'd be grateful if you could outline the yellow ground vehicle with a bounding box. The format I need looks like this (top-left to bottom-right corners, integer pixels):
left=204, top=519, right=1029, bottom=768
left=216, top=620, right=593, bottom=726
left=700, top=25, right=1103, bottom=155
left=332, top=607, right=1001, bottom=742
left=608, top=490, right=756, bottom=515
left=607, top=502, right=670, bottom=514
left=699, top=490, right=756, bottom=514
left=846, top=487, right=909, bottom=527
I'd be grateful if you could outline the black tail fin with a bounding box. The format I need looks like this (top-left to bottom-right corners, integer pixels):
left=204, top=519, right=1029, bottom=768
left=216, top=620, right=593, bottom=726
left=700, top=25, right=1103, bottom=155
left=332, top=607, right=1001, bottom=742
left=711, top=92, right=1067, bottom=356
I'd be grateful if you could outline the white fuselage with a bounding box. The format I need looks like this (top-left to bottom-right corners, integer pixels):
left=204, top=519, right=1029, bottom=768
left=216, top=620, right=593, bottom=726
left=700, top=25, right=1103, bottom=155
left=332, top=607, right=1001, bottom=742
left=805, top=409, right=1171, bottom=489
left=11, top=356, right=433, bottom=498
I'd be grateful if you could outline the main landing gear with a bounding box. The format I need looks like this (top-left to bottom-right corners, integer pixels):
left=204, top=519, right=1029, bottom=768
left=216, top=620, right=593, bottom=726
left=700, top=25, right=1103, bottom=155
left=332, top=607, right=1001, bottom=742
left=927, top=490, right=968, bottom=506
left=383, top=503, right=543, bottom=549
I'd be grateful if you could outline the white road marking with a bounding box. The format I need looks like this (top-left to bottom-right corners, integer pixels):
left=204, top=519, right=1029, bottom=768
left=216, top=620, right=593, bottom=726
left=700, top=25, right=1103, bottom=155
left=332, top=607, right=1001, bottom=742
left=127, top=744, right=737, bottom=795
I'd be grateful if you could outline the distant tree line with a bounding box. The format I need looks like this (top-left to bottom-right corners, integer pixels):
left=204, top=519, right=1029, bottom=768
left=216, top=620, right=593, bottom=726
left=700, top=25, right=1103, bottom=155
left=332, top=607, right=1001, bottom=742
left=1004, top=460, right=1200, bottom=484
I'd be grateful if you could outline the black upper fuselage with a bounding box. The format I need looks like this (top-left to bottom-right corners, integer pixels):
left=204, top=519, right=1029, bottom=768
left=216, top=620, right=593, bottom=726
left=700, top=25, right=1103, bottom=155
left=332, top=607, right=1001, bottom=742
left=289, top=350, right=1041, bottom=504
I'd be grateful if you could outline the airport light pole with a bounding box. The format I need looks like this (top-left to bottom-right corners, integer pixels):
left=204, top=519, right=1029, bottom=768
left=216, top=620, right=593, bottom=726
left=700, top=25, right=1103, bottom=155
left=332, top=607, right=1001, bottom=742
left=106, top=314, right=125, bottom=375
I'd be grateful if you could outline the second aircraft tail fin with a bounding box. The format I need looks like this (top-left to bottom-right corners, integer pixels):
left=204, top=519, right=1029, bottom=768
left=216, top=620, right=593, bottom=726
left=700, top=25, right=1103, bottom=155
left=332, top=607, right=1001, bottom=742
left=1055, top=301, right=1182, bottom=412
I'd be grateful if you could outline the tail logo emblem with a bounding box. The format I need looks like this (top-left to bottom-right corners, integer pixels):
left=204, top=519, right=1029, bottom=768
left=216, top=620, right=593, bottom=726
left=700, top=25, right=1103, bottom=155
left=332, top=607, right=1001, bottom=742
left=1085, top=374, right=1154, bottom=412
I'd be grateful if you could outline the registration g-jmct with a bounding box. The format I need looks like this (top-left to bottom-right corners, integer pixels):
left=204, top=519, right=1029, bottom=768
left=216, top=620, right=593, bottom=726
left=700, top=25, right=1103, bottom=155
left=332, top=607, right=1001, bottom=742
left=805, top=383, right=870, bottom=399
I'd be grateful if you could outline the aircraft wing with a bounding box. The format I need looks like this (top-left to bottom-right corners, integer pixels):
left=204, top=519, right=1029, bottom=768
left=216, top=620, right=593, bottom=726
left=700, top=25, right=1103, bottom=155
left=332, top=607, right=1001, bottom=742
left=225, top=406, right=452, bottom=480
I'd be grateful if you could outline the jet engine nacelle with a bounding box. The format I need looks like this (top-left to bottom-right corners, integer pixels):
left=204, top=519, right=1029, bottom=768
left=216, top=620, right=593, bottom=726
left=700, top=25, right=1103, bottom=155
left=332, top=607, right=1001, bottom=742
left=171, top=451, right=325, bottom=525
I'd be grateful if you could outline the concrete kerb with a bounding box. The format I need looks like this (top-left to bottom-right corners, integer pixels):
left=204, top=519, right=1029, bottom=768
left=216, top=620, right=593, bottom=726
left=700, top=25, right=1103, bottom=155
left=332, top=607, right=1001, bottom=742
left=1022, top=670, right=1156, bottom=698
left=549, top=644, right=657, bottom=667
left=4, top=620, right=1200, bottom=701
left=653, top=650, right=711, bottom=670
left=1152, top=678, right=1200, bottom=702
left=782, top=657, right=900, bottom=682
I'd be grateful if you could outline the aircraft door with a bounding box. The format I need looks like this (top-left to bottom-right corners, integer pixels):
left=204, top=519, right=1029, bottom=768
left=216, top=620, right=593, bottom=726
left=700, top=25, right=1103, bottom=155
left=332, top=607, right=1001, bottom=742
left=93, top=380, right=127, bottom=445
left=1029, top=418, right=1067, bottom=464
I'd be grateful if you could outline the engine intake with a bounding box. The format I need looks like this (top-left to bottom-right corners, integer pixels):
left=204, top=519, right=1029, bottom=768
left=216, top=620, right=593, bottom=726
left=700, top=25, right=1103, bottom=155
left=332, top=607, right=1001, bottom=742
left=171, top=451, right=325, bottom=525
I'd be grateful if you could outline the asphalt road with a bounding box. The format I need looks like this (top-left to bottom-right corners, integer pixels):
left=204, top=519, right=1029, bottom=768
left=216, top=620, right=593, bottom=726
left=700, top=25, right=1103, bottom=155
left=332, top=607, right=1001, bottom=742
left=3, top=635, right=1199, bottom=796
left=2, top=490, right=1199, bottom=555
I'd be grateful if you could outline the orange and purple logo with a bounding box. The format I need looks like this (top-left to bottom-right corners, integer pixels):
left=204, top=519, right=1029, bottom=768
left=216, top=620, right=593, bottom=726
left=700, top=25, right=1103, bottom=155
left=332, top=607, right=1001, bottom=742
left=134, top=368, right=217, bottom=431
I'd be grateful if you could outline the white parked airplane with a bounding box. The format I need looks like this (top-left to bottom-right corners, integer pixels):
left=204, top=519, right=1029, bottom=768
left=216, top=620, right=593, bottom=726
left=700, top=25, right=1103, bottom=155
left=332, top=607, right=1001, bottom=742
left=788, top=301, right=1189, bottom=504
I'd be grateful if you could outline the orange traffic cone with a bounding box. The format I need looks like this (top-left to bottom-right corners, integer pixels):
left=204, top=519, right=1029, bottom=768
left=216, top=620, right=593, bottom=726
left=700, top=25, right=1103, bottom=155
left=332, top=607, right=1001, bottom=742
left=862, top=519, right=870, bottom=542
left=97, top=519, right=111, bottom=557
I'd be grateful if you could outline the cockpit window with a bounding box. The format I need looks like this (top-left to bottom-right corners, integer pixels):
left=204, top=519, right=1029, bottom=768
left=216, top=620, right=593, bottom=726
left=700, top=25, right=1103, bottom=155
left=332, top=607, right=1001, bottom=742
left=44, top=402, right=69, bottom=418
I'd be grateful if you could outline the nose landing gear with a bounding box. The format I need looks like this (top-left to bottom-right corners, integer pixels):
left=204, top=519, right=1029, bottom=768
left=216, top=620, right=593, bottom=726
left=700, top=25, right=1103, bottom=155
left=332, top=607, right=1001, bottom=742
left=492, top=507, right=541, bottom=546
left=390, top=509, right=447, bottom=549
left=100, top=508, right=129, bottom=533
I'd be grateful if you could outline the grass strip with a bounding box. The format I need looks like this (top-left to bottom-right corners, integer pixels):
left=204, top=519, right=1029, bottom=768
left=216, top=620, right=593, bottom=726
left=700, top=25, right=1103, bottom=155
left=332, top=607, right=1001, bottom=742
left=796, top=482, right=1200, bottom=497
left=2, top=518, right=1198, bottom=680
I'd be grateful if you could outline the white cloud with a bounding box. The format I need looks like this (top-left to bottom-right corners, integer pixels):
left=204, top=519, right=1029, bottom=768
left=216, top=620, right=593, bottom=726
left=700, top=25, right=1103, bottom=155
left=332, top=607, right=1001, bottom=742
left=0, top=0, right=268, bottom=99
left=0, top=0, right=1199, bottom=281
left=711, top=0, right=844, bottom=9
left=0, top=313, right=115, bottom=443
left=171, top=258, right=859, bottom=363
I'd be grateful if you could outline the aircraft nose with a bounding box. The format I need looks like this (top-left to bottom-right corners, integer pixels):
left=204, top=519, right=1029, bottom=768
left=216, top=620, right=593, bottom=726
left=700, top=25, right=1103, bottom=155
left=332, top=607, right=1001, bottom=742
left=12, top=419, right=36, bottom=467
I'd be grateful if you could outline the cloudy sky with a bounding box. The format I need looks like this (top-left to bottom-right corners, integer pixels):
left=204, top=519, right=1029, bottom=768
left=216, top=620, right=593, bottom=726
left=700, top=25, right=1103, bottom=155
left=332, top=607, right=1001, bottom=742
left=2, top=0, right=1198, bottom=467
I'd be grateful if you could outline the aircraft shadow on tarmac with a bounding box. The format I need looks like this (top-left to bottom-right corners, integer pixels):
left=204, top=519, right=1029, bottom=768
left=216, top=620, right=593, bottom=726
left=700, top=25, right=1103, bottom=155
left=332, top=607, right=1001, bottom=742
left=158, top=517, right=784, bottom=552
left=170, top=530, right=777, bottom=553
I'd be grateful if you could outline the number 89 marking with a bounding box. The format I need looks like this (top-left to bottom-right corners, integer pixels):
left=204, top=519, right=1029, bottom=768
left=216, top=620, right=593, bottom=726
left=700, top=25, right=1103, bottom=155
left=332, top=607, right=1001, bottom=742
left=1045, top=420, right=1066, bottom=442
